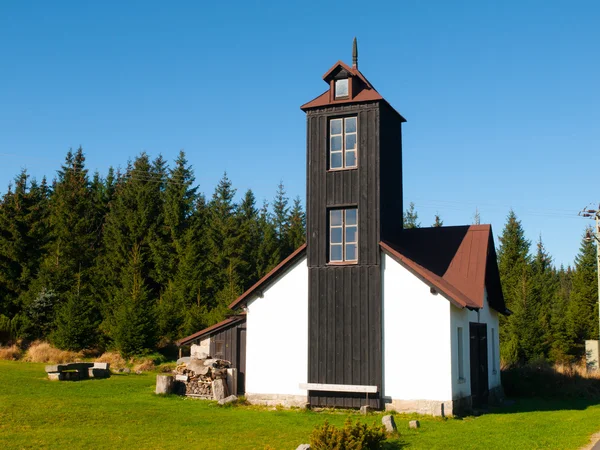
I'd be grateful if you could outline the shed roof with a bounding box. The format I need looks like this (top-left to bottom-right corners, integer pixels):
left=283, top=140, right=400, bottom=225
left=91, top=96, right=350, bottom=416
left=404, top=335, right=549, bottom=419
left=176, top=314, right=246, bottom=346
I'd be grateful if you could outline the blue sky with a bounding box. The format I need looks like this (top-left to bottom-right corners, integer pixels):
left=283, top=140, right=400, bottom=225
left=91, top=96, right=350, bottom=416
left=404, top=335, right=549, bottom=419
left=1, top=1, right=598, bottom=267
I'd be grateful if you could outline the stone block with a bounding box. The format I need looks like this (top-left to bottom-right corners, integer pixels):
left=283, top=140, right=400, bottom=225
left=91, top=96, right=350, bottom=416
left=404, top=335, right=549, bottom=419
left=212, top=378, right=228, bottom=401
left=360, top=405, right=370, bottom=415
left=382, top=415, right=397, bottom=433
left=409, top=420, right=420, bottom=429
left=47, top=372, right=62, bottom=381
left=93, top=362, right=110, bottom=370
left=175, top=374, right=189, bottom=382
left=218, top=395, right=238, bottom=405
left=586, top=340, right=600, bottom=371
left=226, top=368, right=237, bottom=396
left=156, top=375, right=174, bottom=394
left=296, top=445, right=311, bottom=450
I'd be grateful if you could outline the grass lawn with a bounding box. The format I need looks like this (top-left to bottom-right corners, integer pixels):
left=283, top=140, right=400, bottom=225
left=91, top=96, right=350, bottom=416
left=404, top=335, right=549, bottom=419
left=1, top=360, right=600, bottom=449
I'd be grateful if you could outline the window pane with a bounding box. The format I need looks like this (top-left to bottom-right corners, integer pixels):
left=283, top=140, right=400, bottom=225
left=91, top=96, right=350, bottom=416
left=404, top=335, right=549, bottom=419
left=331, top=244, right=343, bottom=261
left=330, top=210, right=342, bottom=226
left=335, top=79, right=348, bottom=98
left=345, top=243, right=357, bottom=261
left=331, top=227, right=342, bottom=244
left=331, top=135, right=342, bottom=151
left=346, top=150, right=356, bottom=167
left=330, top=119, right=342, bottom=135
left=345, top=117, right=357, bottom=133
left=346, top=226, right=357, bottom=243
left=346, top=209, right=357, bottom=225
left=346, top=133, right=356, bottom=150
left=331, top=152, right=342, bottom=169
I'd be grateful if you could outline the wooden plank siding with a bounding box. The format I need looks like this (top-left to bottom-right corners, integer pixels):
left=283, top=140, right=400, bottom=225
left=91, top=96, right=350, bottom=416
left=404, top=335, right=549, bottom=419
left=305, top=101, right=400, bottom=409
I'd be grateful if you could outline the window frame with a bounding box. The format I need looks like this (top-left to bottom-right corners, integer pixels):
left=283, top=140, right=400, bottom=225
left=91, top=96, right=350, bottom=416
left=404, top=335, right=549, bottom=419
left=329, top=116, right=358, bottom=171
left=334, top=78, right=349, bottom=99
left=328, top=208, right=358, bottom=264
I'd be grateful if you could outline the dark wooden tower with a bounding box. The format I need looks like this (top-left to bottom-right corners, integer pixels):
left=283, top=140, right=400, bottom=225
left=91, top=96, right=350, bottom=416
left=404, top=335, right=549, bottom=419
left=300, top=40, right=406, bottom=408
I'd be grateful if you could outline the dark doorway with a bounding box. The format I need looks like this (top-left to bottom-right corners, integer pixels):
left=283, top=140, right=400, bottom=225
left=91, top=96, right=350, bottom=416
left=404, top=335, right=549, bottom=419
left=237, top=328, right=246, bottom=395
left=469, top=322, right=488, bottom=408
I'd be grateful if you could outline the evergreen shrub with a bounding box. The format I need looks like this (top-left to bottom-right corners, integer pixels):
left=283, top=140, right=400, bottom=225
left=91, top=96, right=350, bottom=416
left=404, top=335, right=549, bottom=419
left=309, top=418, right=387, bottom=450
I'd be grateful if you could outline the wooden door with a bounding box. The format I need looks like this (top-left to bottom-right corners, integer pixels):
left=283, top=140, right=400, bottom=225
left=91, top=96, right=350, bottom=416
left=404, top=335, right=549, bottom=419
left=237, top=328, right=246, bottom=395
left=469, top=323, right=489, bottom=408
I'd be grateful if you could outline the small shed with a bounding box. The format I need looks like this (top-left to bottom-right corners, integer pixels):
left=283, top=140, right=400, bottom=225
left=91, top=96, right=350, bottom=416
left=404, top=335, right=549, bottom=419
left=177, top=314, right=247, bottom=395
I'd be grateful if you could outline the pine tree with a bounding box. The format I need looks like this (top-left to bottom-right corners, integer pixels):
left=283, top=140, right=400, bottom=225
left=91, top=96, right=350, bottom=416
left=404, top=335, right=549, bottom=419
left=549, top=265, right=574, bottom=363
left=238, top=189, right=260, bottom=289
left=111, top=243, right=156, bottom=357
left=566, top=228, right=599, bottom=358
left=51, top=271, right=98, bottom=351
left=432, top=214, right=443, bottom=228
left=256, top=200, right=279, bottom=278
left=272, top=181, right=291, bottom=257
left=287, top=196, right=306, bottom=250
left=497, top=209, right=532, bottom=365
left=403, top=202, right=420, bottom=229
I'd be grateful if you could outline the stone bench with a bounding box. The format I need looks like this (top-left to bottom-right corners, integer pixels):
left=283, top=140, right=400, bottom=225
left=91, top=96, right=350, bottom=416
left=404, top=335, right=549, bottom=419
left=45, top=362, right=110, bottom=381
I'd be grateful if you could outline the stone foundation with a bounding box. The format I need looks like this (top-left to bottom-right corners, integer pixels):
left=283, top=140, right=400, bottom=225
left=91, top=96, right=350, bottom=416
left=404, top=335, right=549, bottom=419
left=385, top=397, right=471, bottom=417
left=245, top=393, right=308, bottom=408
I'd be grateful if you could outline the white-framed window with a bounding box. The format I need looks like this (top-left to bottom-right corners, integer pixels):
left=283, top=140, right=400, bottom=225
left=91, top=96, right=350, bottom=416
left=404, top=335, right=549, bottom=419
left=457, top=327, right=465, bottom=382
left=335, top=78, right=348, bottom=98
left=330, top=117, right=357, bottom=170
left=329, top=208, right=358, bottom=263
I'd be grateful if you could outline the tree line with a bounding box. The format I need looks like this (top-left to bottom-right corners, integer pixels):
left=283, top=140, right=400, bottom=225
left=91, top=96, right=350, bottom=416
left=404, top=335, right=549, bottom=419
left=0, top=148, right=305, bottom=356
left=1, top=151, right=597, bottom=365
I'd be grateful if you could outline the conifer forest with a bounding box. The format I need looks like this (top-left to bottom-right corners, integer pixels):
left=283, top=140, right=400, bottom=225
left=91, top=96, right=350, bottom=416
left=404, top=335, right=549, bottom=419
left=0, top=148, right=598, bottom=365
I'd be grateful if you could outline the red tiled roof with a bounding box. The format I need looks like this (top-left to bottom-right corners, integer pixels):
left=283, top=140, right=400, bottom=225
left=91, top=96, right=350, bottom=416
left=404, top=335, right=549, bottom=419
left=176, top=314, right=246, bottom=346
left=381, top=225, right=509, bottom=314
left=228, top=243, right=307, bottom=310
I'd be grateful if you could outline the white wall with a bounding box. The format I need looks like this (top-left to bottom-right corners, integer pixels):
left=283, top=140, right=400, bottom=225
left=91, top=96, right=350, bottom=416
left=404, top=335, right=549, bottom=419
left=450, top=288, right=501, bottom=399
left=245, top=256, right=309, bottom=397
left=382, top=253, right=453, bottom=402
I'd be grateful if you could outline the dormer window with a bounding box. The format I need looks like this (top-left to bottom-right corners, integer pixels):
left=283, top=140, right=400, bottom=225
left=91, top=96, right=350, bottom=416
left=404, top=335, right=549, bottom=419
left=335, top=79, right=349, bottom=98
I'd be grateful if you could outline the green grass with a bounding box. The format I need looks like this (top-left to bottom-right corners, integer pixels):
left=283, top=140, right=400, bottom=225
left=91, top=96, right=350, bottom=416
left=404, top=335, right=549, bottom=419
left=1, top=360, right=600, bottom=449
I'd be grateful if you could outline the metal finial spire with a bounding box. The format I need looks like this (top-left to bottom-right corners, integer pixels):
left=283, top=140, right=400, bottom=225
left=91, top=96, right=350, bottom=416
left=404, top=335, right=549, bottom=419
left=352, top=37, right=358, bottom=69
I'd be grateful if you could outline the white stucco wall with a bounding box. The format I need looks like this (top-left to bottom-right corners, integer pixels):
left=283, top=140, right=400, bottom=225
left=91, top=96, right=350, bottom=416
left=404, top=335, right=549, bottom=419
left=450, top=288, right=501, bottom=399
left=382, top=253, right=453, bottom=402
left=245, top=256, right=309, bottom=398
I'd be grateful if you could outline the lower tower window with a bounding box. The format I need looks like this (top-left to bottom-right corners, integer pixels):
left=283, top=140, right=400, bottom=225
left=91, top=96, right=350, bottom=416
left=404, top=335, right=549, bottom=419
left=329, top=208, right=358, bottom=262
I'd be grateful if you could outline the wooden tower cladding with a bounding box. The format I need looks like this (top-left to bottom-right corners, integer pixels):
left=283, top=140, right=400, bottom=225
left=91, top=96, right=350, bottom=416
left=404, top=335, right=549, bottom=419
left=301, top=46, right=406, bottom=408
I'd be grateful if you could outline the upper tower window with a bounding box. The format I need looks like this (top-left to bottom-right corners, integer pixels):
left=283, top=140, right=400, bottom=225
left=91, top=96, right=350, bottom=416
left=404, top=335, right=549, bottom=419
left=335, top=79, right=349, bottom=98
left=330, top=117, right=357, bottom=170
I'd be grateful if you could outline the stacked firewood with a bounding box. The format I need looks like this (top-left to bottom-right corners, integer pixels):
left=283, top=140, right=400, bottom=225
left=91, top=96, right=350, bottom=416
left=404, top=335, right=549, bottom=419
left=174, top=357, right=231, bottom=398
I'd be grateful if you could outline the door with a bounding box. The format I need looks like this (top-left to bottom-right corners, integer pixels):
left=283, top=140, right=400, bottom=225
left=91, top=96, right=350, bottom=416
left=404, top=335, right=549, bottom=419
left=469, top=323, right=489, bottom=408
left=237, top=328, right=246, bottom=395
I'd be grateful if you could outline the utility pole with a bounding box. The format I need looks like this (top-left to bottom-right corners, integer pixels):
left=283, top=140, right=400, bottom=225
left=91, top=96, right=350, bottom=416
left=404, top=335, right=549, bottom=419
left=579, top=205, right=600, bottom=341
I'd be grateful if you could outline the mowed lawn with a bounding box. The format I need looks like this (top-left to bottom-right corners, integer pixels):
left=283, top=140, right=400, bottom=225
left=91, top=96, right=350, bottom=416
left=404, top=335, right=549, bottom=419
left=2, top=360, right=600, bottom=449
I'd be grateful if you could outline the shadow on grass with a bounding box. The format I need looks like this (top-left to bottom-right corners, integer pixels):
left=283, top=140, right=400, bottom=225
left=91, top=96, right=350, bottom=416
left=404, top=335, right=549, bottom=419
left=381, top=438, right=409, bottom=449
left=491, top=366, right=600, bottom=413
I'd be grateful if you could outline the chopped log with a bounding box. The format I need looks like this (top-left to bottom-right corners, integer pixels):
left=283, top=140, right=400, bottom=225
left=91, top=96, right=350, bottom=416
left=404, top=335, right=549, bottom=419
left=156, top=375, right=174, bottom=394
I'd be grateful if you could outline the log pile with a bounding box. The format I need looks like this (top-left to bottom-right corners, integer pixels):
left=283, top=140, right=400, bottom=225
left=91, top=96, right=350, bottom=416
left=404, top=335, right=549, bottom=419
left=173, top=356, right=232, bottom=399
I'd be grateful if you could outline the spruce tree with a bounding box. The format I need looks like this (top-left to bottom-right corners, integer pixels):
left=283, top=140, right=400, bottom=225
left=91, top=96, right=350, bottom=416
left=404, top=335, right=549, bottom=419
left=566, top=228, right=599, bottom=357
left=403, top=202, right=420, bottom=229
left=287, top=196, right=306, bottom=250
left=272, top=181, right=291, bottom=257
left=497, top=209, right=532, bottom=365
left=432, top=214, right=443, bottom=228
left=549, top=265, right=574, bottom=362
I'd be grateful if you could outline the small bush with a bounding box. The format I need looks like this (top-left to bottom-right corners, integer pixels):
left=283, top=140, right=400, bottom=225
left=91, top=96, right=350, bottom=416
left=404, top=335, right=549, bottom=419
left=23, top=341, right=83, bottom=363
left=310, top=418, right=387, bottom=450
left=0, top=345, right=23, bottom=361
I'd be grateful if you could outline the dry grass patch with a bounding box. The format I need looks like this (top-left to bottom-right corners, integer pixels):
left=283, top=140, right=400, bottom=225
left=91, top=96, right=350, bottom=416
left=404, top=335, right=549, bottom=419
left=0, top=344, right=22, bottom=361
left=132, top=358, right=156, bottom=373
left=23, top=341, right=83, bottom=364
left=96, top=352, right=128, bottom=371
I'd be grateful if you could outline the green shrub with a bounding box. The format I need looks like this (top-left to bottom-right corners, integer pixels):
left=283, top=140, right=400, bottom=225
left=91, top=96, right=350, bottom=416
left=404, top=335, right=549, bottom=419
left=309, top=418, right=387, bottom=450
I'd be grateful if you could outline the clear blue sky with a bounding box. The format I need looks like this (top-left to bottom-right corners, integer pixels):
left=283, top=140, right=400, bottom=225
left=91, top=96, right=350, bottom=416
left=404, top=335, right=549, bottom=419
left=1, top=1, right=598, bottom=267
